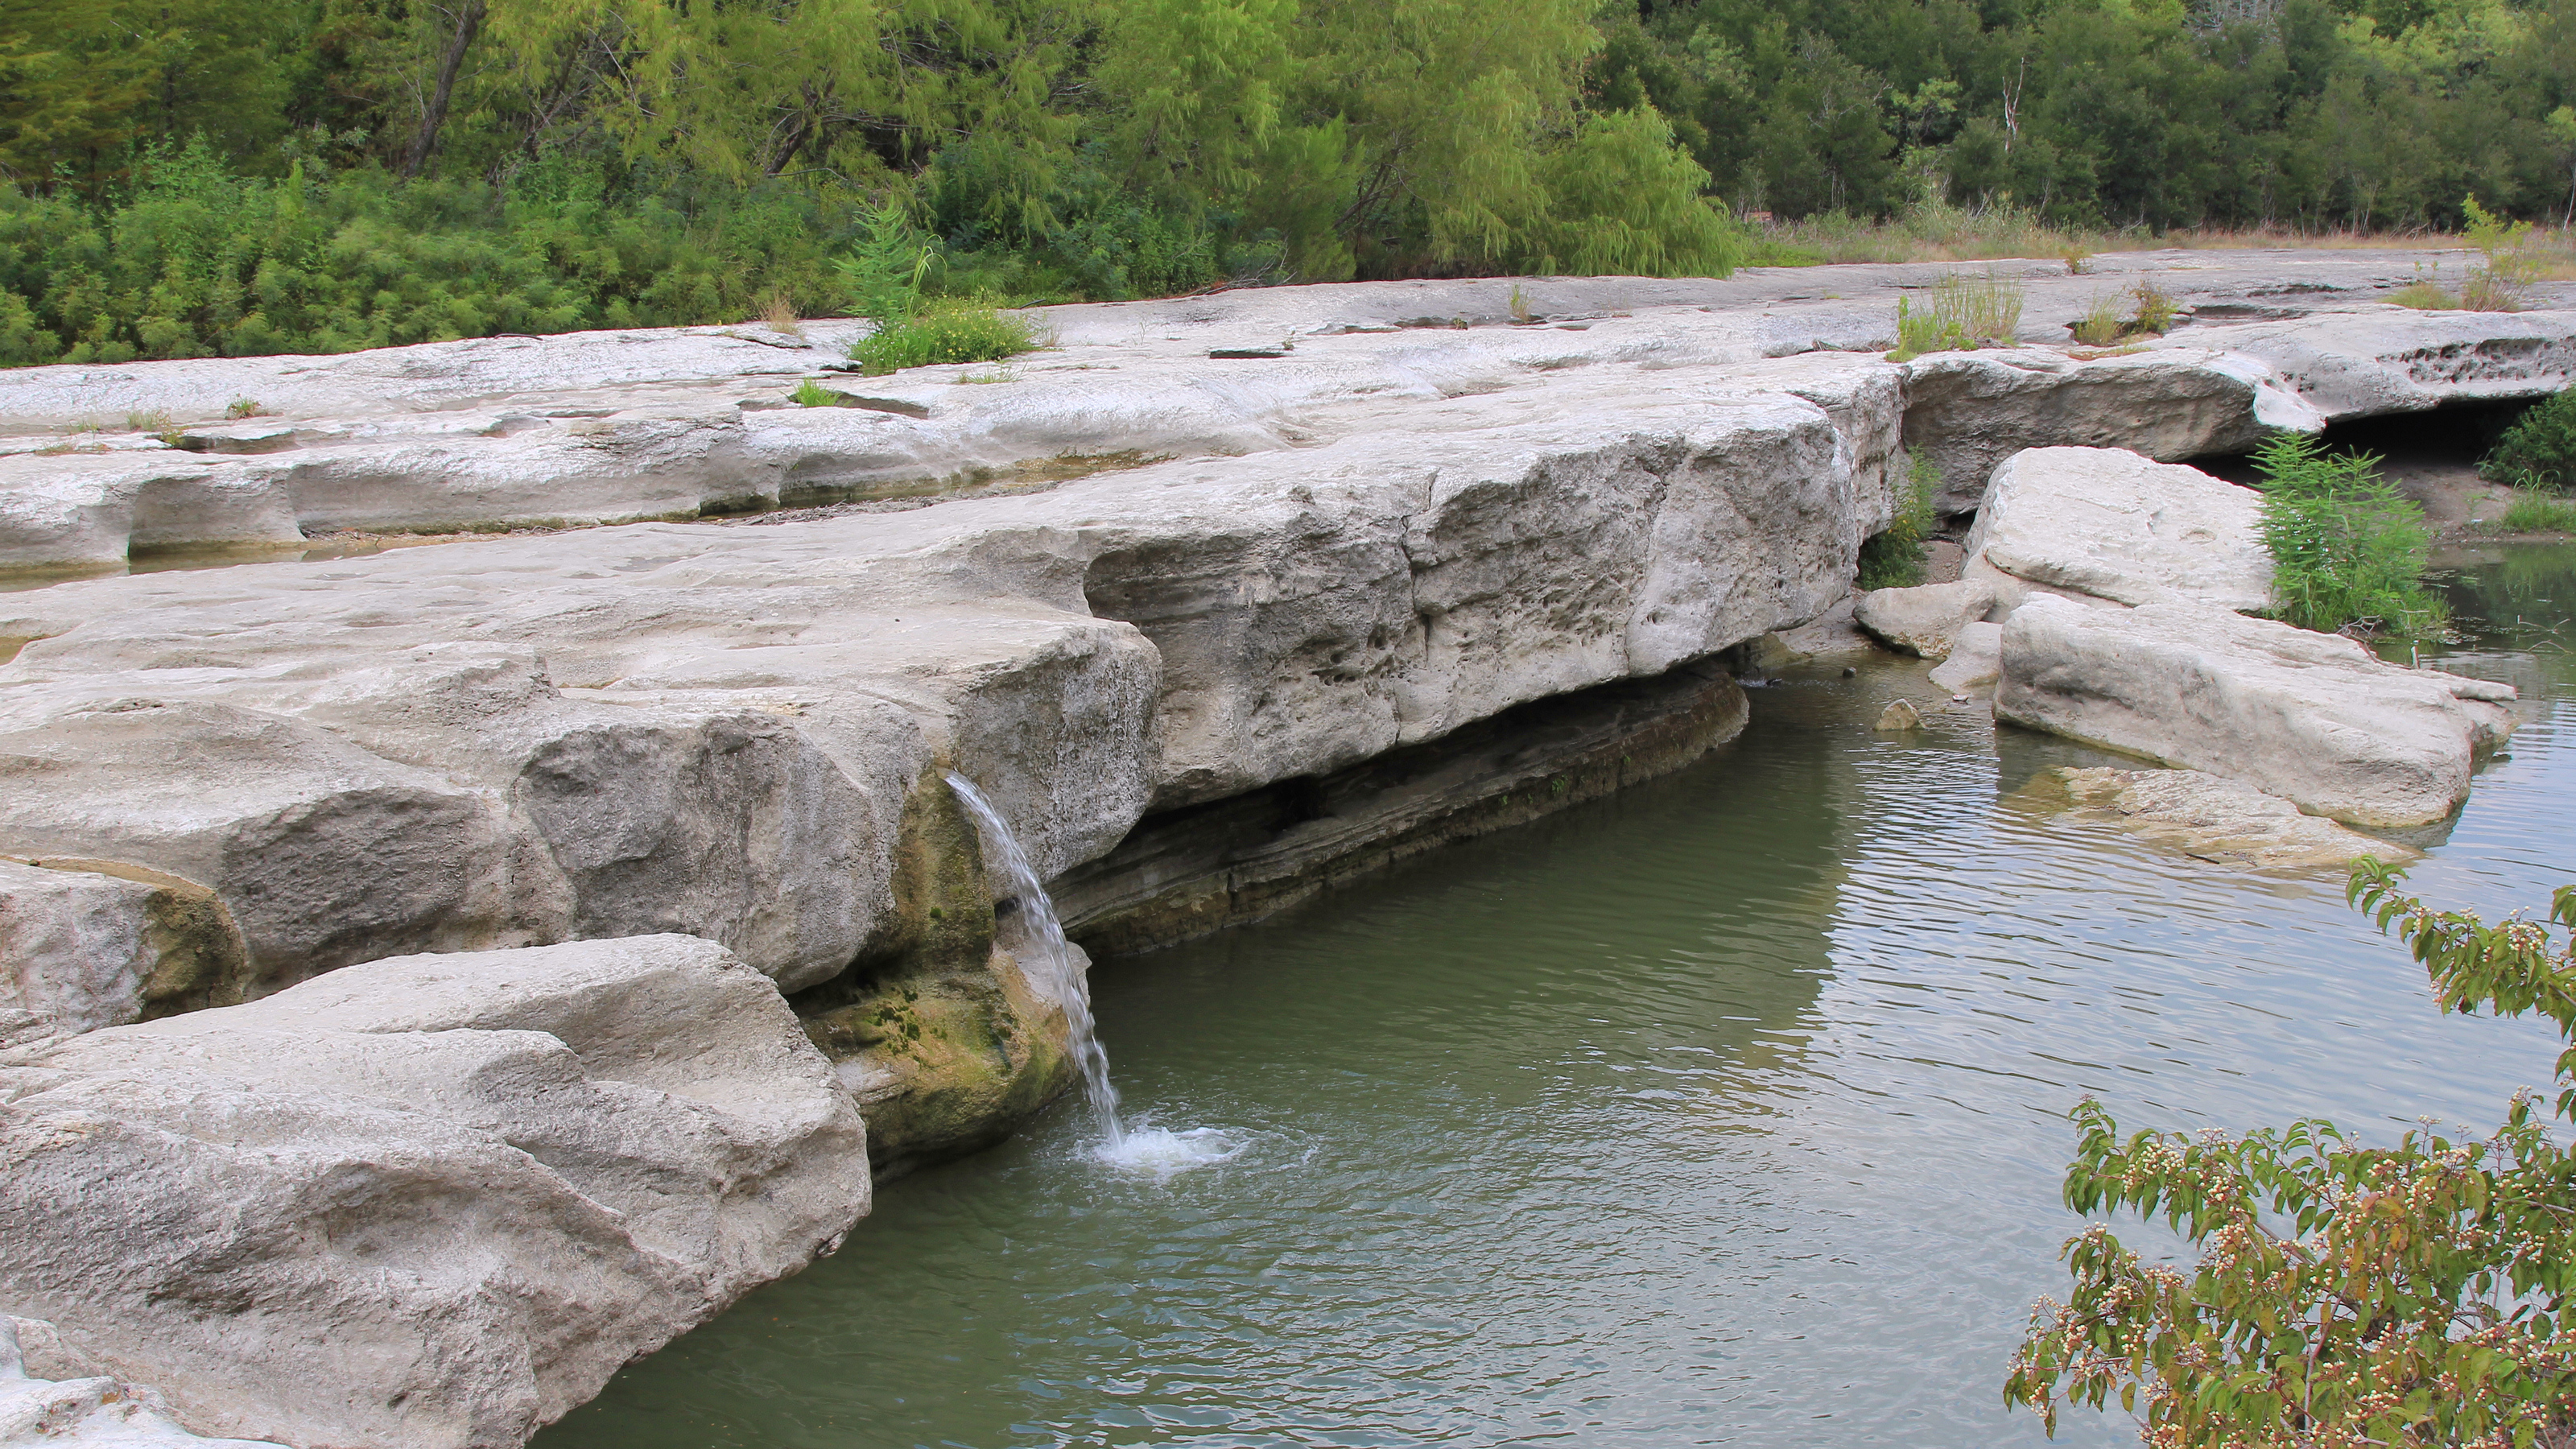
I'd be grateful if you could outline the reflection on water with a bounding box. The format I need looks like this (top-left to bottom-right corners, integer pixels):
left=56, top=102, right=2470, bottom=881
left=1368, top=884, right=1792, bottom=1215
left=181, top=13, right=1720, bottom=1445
left=539, top=546, right=2576, bottom=1449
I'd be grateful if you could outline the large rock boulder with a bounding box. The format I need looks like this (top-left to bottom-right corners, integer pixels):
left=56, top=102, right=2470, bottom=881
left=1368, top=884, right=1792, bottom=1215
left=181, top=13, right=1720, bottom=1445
left=2182, top=307, right=2576, bottom=420
left=1964, top=446, right=2273, bottom=613
left=0, top=935, right=869, bottom=1449
left=1854, top=579, right=1997, bottom=658
left=1995, top=595, right=2516, bottom=827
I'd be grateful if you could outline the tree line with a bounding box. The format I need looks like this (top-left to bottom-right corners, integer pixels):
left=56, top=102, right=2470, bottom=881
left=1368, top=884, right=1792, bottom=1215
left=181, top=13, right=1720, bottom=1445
left=1, top=0, right=2571, bottom=365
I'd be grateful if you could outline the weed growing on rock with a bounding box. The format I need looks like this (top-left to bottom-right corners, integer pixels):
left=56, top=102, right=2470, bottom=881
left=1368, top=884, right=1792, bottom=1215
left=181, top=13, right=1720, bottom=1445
left=790, top=379, right=840, bottom=407
left=224, top=398, right=266, bottom=419
left=2461, top=196, right=2542, bottom=312
left=2484, top=387, right=2576, bottom=493
left=2253, top=432, right=2445, bottom=638
left=2008, top=863, right=2576, bottom=1449
left=2070, top=294, right=2126, bottom=345
left=1887, top=271, right=2025, bottom=361
left=2126, top=280, right=2178, bottom=335
left=1856, top=451, right=1939, bottom=589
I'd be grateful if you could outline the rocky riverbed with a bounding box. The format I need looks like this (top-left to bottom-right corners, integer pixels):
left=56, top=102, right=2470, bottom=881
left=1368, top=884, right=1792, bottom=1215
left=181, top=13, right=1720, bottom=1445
left=3, top=254, right=2572, bottom=1447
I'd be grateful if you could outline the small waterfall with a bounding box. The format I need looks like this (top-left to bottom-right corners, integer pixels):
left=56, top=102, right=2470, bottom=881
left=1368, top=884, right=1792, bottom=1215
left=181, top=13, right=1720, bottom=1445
left=944, top=773, right=1126, bottom=1148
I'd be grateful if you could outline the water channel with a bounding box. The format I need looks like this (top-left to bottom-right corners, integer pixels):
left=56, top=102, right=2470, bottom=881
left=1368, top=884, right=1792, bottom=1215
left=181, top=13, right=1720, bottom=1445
left=540, top=544, right=2576, bottom=1449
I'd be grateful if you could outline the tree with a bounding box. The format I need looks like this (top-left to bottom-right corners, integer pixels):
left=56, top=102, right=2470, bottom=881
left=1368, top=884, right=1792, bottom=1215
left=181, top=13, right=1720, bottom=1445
left=2007, top=861, right=2576, bottom=1447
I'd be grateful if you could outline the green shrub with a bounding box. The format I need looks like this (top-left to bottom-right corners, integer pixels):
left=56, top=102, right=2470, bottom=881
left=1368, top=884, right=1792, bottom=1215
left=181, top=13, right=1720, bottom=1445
left=850, top=301, right=1042, bottom=376
left=2484, top=388, right=2576, bottom=493
left=2503, top=494, right=2576, bottom=533
left=2126, top=279, right=2177, bottom=335
left=2252, top=432, right=2445, bottom=638
left=1856, top=451, right=1938, bottom=589
left=2009, top=863, right=2576, bottom=1449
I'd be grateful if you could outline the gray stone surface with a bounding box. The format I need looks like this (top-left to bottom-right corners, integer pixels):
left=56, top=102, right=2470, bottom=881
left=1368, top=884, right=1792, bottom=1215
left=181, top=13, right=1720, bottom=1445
left=1965, top=447, right=2273, bottom=613
left=1854, top=579, right=1997, bottom=658
left=0, top=860, right=251, bottom=1045
left=2031, top=766, right=2413, bottom=870
left=0, top=935, right=868, bottom=1449
left=1995, top=595, right=2516, bottom=827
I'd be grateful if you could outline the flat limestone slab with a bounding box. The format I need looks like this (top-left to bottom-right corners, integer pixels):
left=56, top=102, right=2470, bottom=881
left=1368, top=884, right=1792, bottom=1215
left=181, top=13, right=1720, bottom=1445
left=0, top=935, right=869, bottom=1449
left=1965, top=446, right=2273, bottom=612
left=2030, top=766, right=2413, bottom=869
left=1995, top=595, right=2516, bottom=827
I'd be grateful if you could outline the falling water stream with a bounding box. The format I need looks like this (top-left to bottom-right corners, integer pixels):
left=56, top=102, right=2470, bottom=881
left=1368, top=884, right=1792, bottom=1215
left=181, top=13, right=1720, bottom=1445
left=944, top=773, right=1127, bottom=1148
left=542, top=545, right=2576, bottom=1449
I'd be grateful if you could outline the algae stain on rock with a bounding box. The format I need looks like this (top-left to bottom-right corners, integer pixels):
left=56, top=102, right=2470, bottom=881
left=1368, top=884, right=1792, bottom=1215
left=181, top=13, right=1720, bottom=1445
left=791, top=768, right=1076, bottom=1176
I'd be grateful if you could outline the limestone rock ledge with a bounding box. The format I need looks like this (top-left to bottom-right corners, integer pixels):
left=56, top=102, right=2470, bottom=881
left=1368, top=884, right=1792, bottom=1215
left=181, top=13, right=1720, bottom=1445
left=0, top=935, right=869, bottom=1449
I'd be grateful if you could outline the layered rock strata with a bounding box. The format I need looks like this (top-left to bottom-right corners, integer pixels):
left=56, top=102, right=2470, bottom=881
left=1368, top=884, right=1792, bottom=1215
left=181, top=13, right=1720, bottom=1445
left=0, top=360, right=1896, bottom=1167
left=0, top=935, right=869, bottom=1449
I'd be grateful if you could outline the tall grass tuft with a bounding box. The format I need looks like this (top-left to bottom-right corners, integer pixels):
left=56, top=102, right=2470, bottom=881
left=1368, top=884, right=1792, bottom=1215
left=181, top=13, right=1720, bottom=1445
left=2252, top=432, right=2445, bottom=639
left=1888, top=271, right=2024, bottom=361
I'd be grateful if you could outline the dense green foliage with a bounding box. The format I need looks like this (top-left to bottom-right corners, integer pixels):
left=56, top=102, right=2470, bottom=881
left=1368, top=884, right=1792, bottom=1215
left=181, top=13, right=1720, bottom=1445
left=2486, top=389, right=2576, bottom=493
left=2252, top=432, right=2446, bottom=638
left=4, top=0, right=2575, bottom=365
left=2009, top=862, right=2576, bottom=1447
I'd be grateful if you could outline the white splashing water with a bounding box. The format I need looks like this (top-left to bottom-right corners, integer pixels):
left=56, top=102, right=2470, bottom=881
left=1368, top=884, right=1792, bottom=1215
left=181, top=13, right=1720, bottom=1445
left=944, top=773, right=1128, bottom=1148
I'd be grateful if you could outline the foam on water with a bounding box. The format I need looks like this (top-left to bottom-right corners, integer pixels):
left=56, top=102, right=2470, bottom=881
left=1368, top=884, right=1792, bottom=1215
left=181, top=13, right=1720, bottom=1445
left=1092, top=1123, right=1249, bottom=1179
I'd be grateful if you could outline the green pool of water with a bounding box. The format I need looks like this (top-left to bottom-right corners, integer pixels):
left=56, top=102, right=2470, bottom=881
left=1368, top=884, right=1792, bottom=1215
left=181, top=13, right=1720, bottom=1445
left=540, top=545, right=2576, bottom=1449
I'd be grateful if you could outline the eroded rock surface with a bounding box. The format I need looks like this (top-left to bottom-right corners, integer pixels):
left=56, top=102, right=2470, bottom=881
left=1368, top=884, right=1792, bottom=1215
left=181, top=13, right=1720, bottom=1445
left=1995, top=595, right=2516, bottom=827
left=1, top=1319, right=285, bottom=1448
left=0, top=935, right=868, bottom=1449
left=1964, top=447, right=2273, bottom=613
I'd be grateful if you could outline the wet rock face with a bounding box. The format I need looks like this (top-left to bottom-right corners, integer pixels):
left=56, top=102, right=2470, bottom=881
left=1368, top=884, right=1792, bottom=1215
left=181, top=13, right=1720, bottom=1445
left=1995, top=596, right=2516, bottom=828
left=0, top=935, right=869, bottom=1449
